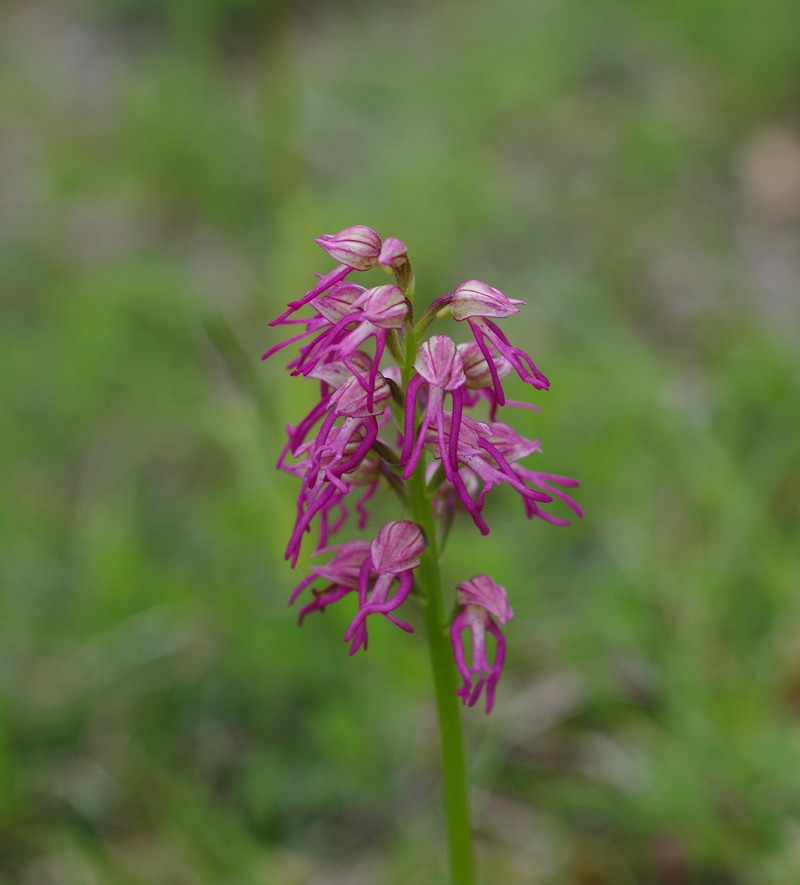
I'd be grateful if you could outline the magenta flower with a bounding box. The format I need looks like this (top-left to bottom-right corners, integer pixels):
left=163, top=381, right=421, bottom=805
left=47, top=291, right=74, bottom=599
left=450, top=280, right=549, bottom=404
left=304, top=374, right=391, bottom=486
left=292, top=284, right=408, bottom=411
left=285, top=438, right=382, bottom=552
left=285, top=373, right=392, bottom=566
left=450, top=280, right=525, bottom=318
left=343, top=520, right=426, bottom=654
left=401, top=334, right=467, bottom=481
left=276, top=351, right=375, bottom=473
left=264, top=282, right=368, bottom=377
left=450, top=575, right=514, bottom=714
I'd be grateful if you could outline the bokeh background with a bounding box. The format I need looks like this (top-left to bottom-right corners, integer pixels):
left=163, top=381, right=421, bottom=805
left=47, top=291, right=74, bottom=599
left=2, top=0, right=800, bottom=882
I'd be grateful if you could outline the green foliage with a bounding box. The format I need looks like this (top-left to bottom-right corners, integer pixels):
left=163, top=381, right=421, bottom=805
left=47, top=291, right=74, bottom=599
left=2, top=0, right=799, bottom=881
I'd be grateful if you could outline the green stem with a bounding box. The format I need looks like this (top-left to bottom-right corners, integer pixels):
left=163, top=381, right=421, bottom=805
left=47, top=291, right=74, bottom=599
left=401, top=300, right=474, bottom=884
left=407, top=456, right=475, bottom=885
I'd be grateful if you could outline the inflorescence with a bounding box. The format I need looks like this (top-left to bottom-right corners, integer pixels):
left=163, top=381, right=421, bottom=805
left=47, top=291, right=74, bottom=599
left=264, top=225, right=582, bottom=713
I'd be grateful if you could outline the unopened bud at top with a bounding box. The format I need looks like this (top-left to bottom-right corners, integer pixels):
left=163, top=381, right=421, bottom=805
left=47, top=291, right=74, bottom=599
left=450, top=280, right=525, bottom=321
left=316, top=226, right=382, bottom=271
left=378, top=237, right=409, bottom=268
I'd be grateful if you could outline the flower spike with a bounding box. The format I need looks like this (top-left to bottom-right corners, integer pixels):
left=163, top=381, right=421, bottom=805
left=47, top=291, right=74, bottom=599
left=264, top=225, right=580, bottom=720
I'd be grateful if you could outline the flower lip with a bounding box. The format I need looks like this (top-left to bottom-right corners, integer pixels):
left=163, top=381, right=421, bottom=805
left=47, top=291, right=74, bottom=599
left=316, top=226, right=382, bottom=271
left=370, top=520, right=426, bottom=574
left=456, top=575, right=514, bottom=624
left=450, top=280, right=525, bottom=321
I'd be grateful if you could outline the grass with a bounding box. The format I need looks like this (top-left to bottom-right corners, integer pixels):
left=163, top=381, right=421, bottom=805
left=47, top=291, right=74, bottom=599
left=1, top=0, right=799, bottom=881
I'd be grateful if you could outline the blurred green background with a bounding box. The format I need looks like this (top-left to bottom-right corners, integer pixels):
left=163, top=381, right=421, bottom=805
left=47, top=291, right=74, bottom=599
left=2, top=0, right=799, bottom=882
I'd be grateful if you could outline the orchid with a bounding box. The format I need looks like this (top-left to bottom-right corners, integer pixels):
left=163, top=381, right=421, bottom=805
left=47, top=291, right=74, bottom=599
left=450, top=575, right=515, bottom=714
left=343, top=520, right=426, bottom=654
left=284, top=373, right=392, bottom=566
left=449, top=279, right=550, bottom=404
left=263, top=225, right=581, bottom=884
left=291, top=284, right=408, bottom=410
left=400, top=334, right=467, bottom=481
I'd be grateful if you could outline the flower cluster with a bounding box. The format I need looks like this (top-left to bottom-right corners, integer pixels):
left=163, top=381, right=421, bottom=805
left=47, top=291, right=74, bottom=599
left=264, top=225, right=582, bottom=713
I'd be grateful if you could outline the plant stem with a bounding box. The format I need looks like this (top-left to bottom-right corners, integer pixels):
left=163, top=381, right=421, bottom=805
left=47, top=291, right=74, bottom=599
left=407, top=469, right=476, bottom=885
left=400, top=306, right=475, bottom=884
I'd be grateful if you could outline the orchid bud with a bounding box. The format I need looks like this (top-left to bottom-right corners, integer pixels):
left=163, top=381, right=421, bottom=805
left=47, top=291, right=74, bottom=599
left=316, top=225, right=382, bottom=271
left=378, top=237, right=409, bottom=268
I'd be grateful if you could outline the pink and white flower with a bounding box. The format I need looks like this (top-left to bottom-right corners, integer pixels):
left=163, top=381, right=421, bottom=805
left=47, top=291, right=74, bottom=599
left=450, top=575, right=514, bottom=714
left=343, top=521, right=426, bottom=654
left=450, top=280, right=549, bottom=404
